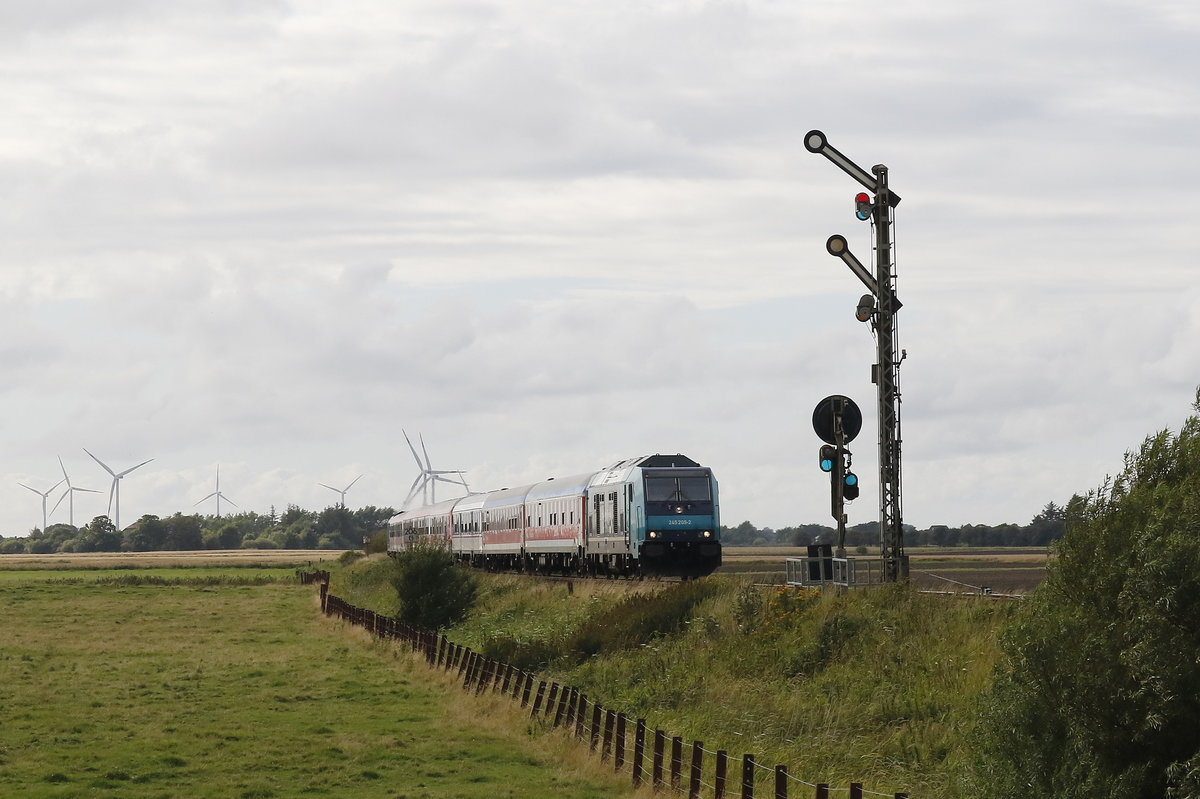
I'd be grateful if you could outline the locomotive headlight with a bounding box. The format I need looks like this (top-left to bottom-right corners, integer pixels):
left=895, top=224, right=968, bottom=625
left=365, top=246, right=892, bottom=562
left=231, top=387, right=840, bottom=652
left=702, top=530, right=712, bottom=538
left=648, top=531, right=658, bottom=539
left=673, top=505, right=684, bottom=514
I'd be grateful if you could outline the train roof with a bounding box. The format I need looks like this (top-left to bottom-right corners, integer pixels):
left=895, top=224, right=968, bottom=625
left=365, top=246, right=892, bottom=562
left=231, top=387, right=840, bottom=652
left=389, top=495, right=460, bottom=523
left=479, top=483, right=538, bottom=509
left=392, top=454, right=706, bottom=516
left=525, top=472, right=595, bottom=501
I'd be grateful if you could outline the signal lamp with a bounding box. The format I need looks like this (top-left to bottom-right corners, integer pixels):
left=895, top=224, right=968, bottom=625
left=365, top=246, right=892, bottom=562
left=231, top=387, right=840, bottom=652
left=819, top=445, right=836, bottom=473
left=855, top=192, right=873, bottom=221
left=843, top=472, right=860, bottom=501
left=856, top=294, right=875, bottom=323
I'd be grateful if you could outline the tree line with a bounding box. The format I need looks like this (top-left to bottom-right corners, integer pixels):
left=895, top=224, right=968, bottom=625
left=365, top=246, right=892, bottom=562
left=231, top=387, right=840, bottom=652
left=0, top=504, right=395, bottom=555
left=3, top=498, right=1070, bottom=555
left=720, top=501, right=1067, bottom=548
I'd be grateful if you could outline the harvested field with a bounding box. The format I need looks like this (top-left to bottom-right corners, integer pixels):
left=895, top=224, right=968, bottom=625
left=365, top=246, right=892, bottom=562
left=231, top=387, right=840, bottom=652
left=0, top=549, right=339, bottom=570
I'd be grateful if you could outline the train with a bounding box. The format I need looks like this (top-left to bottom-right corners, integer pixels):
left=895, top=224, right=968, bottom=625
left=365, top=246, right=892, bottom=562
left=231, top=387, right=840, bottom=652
left=387, top=454, right=721, bottom=578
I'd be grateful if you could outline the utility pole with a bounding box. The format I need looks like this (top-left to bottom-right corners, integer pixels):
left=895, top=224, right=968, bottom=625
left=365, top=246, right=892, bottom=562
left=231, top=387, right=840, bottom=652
left=805, top=130, right=908, bottom=582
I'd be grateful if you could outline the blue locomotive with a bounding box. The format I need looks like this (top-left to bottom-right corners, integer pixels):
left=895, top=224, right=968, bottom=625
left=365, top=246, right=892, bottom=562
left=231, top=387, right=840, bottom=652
left=388, top=453, right=721, bottom=578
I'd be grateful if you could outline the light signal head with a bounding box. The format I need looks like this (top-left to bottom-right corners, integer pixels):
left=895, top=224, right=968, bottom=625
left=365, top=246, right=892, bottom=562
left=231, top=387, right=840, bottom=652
left=855, top=293, right=875, bottom=323
left=855, top=192, right=873, bottom=221
left=819, top=445, right=836, bottom=473
left=842, top=471, right=860, bottom=501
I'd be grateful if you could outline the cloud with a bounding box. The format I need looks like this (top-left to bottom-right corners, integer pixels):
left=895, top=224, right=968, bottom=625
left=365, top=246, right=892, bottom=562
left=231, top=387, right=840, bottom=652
left=1, top=0, right=1199, bottom=538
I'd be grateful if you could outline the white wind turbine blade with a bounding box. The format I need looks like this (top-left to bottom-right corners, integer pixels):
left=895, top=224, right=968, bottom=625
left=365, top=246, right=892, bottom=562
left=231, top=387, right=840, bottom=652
left=116, top=458, right=154, bottom=479
left=402, top=474, right=426, bottom=509
left=194, top=492, right=219, bottom=506
left=219, top=493, right=238, bottom=509
left=420, top=434, right=433, bottom=471
left=344, top=474, right=363, bottom=492
left=84, top=448, right=117, bottom=478
left=51, top=487, right=69, bottom=516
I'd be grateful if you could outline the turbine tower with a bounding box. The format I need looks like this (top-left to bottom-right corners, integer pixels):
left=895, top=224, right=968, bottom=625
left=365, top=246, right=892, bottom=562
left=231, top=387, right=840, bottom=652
left=194, top=465, right=238, bottom=517
left=319, top=474, right=362, bottom=508
left=19, top=478, right=64, bottom=532
left=401, top=430, right=470, bottom=510
left=84, top=448, right=154, bottom=531
left=50, top=455, right=101, bottom=527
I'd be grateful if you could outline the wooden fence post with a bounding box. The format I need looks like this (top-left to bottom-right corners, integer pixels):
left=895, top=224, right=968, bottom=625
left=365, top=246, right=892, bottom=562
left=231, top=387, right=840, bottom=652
left=670, top=736, right=683, bottom=791
left=688, top=741, right=703, bottom=799
left=602, top=710, right=615, bottom=762
left=615, top=714, right=627, bottom=770
left=742, top=754, right=755, bottom=799
left=565, top=687, right=577, bottom=728
left=774, top=766, right=788, bottom=799
left=530, top=681, right=547, bottom=718
left=715, top=750, right=728, bottom=799
left=575, top=694, right=587, bottom=739
left=816, top=783, right=829, bottom=799
left=632, top=718, right=646, bottom=787
left=463, top=653, right=479, bottom=689
left=545, top=683, right=560, bottom=721
left=849, top=784, right=862, bottom=799
left=552, top=686, right=570, bottom=727
left=590, top=703, right=602, bottom=751
left=474, top=659, right=492, bottom=695
left=520, top=675, right=534, bottom=708
left=457, top=647, right=471, bottom=679
left=652, top=729, right=665, bottom=789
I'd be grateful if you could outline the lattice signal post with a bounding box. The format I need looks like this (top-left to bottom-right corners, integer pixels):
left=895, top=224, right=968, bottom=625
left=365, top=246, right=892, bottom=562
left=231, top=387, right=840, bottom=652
left=805, top=130, right=909, bottom=583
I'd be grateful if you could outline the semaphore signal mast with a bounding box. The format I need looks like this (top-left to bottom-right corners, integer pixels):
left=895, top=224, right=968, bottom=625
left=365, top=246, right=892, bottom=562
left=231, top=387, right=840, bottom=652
left=805, top=130, right=908, bottom=583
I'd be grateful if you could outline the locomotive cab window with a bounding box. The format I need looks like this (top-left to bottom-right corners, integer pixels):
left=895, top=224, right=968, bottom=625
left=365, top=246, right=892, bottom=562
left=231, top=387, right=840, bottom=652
left=644, top=474, right=712, bottom=502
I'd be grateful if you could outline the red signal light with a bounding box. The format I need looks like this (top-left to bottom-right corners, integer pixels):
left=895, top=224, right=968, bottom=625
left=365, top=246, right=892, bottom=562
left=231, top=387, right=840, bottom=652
left=855, top=192, right=872, bottom=221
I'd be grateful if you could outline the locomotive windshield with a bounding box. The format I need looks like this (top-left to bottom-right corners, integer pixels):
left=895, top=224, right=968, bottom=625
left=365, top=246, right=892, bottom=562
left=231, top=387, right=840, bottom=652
left=644, top=472, right=712, bottom=503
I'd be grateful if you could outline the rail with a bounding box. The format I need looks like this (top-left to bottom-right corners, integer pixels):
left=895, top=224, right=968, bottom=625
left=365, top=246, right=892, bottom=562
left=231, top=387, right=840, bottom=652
left=300, top=570, right=911, bottom=799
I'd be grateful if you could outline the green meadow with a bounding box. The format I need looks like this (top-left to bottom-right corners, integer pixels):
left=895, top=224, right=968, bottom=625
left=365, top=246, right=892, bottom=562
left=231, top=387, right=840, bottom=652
left=0, top=572, right=645, bottom=799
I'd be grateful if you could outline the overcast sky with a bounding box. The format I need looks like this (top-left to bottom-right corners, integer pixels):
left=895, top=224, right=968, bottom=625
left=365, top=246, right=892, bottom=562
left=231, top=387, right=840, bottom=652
left=2, top=0, right=1198, bottom=538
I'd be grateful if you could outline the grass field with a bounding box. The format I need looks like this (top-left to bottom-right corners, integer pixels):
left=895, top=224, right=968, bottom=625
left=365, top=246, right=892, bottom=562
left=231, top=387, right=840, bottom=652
left=0, top=567, right=649, bottom=798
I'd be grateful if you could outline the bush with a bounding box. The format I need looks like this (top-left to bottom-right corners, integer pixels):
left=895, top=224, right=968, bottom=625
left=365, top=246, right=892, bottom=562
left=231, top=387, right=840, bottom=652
left=391, top=548, right=478, bottom=630
left=1, top=538, right=28, bottom=554
left=565, top=579, right=718, bottom=661
left=972, top=391, right=1200, bottom=798
left=481, top=633, right=564, bottom=671
left=364, top=530, right=388, bottom=554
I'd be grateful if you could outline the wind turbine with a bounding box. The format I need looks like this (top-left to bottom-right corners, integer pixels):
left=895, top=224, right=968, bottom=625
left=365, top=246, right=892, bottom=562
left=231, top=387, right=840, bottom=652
left=50, top=455, right=102, bottom=527
left=19, top=477, right=64, bottom=532
left=194, top=465, right=237, bottom=517
left=401, top=430, right=470, bottom=509
left=319, top=474, right=362, bottom=508
left=84, top=448, right=154, bottom=531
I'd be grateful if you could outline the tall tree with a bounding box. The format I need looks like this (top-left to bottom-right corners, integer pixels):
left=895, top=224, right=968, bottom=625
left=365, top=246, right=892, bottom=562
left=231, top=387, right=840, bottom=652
left=972, top=391, right=1200, bottom=798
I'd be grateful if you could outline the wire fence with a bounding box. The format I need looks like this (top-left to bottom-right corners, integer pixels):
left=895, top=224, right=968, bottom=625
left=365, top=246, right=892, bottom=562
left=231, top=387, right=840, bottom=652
left=300, top=571, right=911, bottom=799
